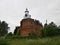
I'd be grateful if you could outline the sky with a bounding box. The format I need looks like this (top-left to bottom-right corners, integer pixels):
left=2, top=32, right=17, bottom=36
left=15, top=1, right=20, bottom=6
left=0, top=0, right=60, bottom=33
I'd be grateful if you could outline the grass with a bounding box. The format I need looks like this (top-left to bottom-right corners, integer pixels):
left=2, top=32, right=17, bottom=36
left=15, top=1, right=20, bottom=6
left=0, top=36, right=60, bottom=45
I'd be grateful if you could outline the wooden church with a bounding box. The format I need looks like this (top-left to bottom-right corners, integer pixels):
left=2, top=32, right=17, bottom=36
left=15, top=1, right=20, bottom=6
left=14, top=8, right=43, bottom=36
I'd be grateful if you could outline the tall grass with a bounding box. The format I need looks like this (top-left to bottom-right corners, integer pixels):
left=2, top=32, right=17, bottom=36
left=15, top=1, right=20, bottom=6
left=0, top=36, right=60, bottom=45
left=0, top=38, right=8, bottom=45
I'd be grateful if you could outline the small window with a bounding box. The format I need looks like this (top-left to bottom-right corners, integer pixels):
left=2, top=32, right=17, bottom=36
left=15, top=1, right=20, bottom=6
left=25, top=14, right=28, bottom=17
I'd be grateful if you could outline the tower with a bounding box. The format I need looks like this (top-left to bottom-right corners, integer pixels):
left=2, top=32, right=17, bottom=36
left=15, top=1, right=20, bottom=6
left=14, top=8, right=43, bottom=36
left=24, top=8, right=31, bottom=19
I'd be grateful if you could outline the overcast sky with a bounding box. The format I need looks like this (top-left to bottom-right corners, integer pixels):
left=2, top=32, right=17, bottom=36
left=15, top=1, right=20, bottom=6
left=0, top=0, right=60, bottom=33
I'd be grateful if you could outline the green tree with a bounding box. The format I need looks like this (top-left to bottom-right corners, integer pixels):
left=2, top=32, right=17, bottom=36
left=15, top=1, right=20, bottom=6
left=42, top=22, right=58, bottom=37
left=0, top=21, right=9, bottom=36
left=35, top=20, right=42, bottom=25
left=14, top=26, right=20, bottom=35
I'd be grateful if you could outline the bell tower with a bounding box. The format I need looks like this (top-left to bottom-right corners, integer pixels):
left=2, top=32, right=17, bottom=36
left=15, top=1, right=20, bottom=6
left=24, top=8, right=31, bottom=19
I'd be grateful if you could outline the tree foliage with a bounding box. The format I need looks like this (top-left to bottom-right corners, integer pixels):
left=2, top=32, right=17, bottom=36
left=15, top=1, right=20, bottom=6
left=42, top=22, right=60, bottom=37
left=0, top=20, right=9, bottom=36
left=14, top=26, right=20, bottom=35
left=35, top=20, right=42, bottom=25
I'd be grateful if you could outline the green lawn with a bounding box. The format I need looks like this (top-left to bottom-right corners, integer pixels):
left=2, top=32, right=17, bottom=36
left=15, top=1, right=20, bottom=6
left=0, top=36, right=60, bottom=45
